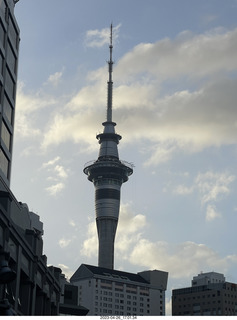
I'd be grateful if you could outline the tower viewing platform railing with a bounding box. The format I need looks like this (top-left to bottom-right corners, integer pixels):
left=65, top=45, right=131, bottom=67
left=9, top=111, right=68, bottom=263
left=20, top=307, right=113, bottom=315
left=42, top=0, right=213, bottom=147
left=84, top=159, right=134, bottom=171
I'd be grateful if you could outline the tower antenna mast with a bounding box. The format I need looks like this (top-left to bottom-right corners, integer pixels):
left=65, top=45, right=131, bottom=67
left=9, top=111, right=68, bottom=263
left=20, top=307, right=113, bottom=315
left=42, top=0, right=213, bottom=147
left=107, top=23, right=113, bottom=123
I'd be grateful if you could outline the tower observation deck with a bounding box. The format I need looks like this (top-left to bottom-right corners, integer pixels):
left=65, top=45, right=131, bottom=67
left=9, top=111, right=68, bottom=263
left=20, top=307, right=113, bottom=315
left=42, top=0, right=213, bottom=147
left=83, top=25, right=133, bottom=270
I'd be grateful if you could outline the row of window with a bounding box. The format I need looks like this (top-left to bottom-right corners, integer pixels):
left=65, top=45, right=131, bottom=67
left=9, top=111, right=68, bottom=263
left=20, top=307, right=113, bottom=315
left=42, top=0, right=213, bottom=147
left=95, top=291, right=150, bottom=303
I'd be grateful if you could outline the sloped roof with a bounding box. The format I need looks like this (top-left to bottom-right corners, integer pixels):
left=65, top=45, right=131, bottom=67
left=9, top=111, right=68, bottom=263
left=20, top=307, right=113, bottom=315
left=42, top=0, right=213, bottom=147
left=70, top=264, right=149, bottom=285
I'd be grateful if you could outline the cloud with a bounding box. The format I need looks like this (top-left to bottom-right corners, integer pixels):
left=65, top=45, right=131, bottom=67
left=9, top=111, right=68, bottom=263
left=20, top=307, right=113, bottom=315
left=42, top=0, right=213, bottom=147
left=195, top=171, right=235, bottom=205
left=42, top=156, right=61, bottom=168
left=54, top=165, right=68, bottom=179
left=41, top=157, right=69, bottom=196
left=173, top=170, right=235, bottom=221
left=15, top=82, right=58, bottom=140
left=58, top=263, right=74, bottom=279
left=206, top=204, right=221, bottom=221
left=80, top=220, right=97, bottom=258
left=129, top=239, right=237, bottom=280
left=46, top=71, right=63, bottom=86
left=85, top=24, right=121, bottom=48
left=116, top=27, right=237, bottom=80
left=58, top=237, right=72, bottom=248
left=45, top=182, right=65, bottom=196
left=173, top=184, right=194, bottom=195
left=144, top=143, right=177, bottom=167
left=16, top=27, right=237, bottom=167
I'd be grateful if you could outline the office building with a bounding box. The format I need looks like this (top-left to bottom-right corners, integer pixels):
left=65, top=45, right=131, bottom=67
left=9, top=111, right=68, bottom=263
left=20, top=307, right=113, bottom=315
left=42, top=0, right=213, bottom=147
left=0, top=0, right=19, bottom=186
left=172, top=271, right=237, bottom=315
left=70, top=263, right=168, bottom=316
left=84, top=25, right=133, bottom=270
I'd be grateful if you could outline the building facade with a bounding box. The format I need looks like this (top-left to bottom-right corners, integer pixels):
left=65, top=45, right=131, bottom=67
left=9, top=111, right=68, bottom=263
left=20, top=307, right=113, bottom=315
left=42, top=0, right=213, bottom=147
left=0, top=0, right=19, bottom=186
left=172, top=272, right=237, bottom=316
left=70, top=264, right=168, bottom=316
left=83, top=25, right=133, bottom=270
left=0, top=185, right=62, bottom=315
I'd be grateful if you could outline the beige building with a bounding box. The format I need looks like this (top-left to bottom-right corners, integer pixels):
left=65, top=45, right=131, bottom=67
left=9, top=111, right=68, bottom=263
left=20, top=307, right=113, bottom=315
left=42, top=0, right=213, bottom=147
left=70, top=263, right=168, bottom=316
left=172, top=272, right=237, bottom=316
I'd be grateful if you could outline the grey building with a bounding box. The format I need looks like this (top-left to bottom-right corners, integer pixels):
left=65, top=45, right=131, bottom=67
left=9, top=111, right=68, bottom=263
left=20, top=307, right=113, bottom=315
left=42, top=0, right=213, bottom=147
left=172, top=272, right=237, bottom=316
left=70, top=263, right=168, bottom=316
left=84, top=25, right=133, bottom=270
left=0, top=0, right=19, bottom=187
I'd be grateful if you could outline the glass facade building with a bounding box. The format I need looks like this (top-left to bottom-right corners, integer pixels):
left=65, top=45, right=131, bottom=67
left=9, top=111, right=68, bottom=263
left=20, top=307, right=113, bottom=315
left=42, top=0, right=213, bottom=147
left=0, top=0, right=20, bottom=186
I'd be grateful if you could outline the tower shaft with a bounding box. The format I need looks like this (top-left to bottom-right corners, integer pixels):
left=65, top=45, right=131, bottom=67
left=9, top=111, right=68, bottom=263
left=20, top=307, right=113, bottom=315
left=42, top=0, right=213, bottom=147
left=84, top=25, right=133, bottom=269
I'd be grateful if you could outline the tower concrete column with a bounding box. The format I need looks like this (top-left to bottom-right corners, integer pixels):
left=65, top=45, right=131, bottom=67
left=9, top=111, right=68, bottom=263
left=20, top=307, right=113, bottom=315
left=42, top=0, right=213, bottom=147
left=84, top=25, right=133, bottom=269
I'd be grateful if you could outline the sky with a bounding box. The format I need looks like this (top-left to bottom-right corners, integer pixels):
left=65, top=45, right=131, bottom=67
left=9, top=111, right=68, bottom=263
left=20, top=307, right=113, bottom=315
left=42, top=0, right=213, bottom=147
left=12, top=0, right=237, bottom=314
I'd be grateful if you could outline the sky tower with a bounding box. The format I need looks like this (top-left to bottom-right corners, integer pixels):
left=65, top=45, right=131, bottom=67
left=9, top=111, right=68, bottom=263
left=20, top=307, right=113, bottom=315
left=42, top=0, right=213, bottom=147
left=83, top=25, right=133, bottom=270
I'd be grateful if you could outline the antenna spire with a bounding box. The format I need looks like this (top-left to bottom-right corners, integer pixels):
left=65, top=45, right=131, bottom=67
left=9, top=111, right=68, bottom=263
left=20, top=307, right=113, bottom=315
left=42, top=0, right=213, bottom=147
left=107, top=24, right=113, bottom=122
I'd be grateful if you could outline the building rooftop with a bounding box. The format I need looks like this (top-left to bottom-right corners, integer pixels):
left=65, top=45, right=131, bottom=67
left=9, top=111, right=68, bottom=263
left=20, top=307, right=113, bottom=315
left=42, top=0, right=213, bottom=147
left=70, top=264, right=149, bottom=285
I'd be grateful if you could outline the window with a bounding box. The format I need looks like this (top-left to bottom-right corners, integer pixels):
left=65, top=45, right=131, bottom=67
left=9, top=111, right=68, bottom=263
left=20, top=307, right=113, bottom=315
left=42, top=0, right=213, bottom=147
left=0, top=147, right=9, bottom=178
left=1, top=121, right=11, bottom=151
left=0, top=51, right=3, bottom=75
left=8, top=15, right=19, bottom=49
left=0, top=22, right=5, bottom=47
left=5, top=68, right=15, bottom=99
left=7, top=41, right=17, bottom=74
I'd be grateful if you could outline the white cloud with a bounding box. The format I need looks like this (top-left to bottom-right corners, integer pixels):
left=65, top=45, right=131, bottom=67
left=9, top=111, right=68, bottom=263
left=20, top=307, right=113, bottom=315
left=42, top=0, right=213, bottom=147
left=129, top=239, right=237, bottom=280
left=15, top=82, right=57, bottom=140
left=85, top=24, right=121, bottom=48
left=58, top=263, right=74, bottom=279
left=116, top=27, right=237, bottom=80
left=144, top=143, right=177, bottom=167
left=69, top=219, right=76, bottom=227
left=16, top=27, right=237, bottom=166
left=42, top=156, right=61, bottom=168
left=54, top=165, right=68, bottom=179
left=195, top=171, right=235, bottom=205
left=80, top=221, right=97, bottom=258
left=46, top=182, right=65, bottom=196
left=173, top=171, right=235, bottom=221
left=173, top=185, right=194, bottom=195
left=58, top=237, right=72, bottom=248
left=46, top=71, right=63, bottom=86
left=41, top=157, right=69, bottom=196
left=206, top=204, right=221, bottom=221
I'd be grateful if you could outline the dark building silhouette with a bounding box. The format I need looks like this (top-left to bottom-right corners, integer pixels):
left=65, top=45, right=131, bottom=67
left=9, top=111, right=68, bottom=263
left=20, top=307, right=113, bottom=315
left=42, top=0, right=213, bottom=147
left=172, top=272, right=237, bottom=316
left=84, top=25, right=133, bottom=270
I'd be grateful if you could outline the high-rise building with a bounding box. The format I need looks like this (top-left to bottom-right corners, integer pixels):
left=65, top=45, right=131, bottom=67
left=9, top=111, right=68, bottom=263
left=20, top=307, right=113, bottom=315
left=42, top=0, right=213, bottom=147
left=0, top=0, right=19, bottom=186
left=172, top=271, right=237, bottom=316
left=83, top=25, right=133, bottom=270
